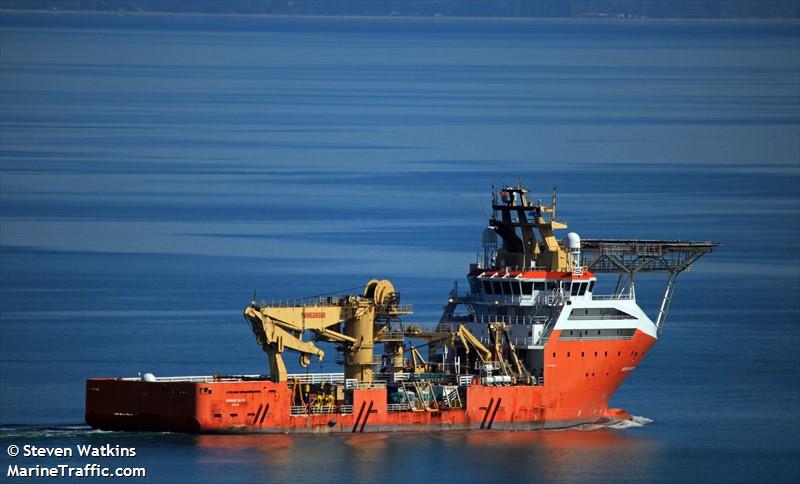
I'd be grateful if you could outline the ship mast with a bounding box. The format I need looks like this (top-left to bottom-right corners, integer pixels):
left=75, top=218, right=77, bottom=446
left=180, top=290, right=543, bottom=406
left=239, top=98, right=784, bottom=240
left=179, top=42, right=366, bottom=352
left=489, top=185, right=573, bottom=272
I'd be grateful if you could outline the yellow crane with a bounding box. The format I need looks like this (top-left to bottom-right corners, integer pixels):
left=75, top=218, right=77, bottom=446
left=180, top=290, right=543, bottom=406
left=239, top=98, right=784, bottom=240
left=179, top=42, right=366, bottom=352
left=454, top=324, right=493, bottom=363
left=244, top=280, right=530, bottom=385
left=455, top=323, right=530, bottom=384
left=244, top=279, right=411, bottom=383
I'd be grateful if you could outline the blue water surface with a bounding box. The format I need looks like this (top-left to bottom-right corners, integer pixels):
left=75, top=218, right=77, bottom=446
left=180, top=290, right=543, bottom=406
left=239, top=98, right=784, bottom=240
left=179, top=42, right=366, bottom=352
left=1, top=13, right=798, bottom=483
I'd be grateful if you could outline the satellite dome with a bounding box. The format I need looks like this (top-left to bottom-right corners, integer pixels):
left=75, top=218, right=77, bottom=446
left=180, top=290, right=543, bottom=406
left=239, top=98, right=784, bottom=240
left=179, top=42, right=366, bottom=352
left=566, top=232, right=581, bottom=250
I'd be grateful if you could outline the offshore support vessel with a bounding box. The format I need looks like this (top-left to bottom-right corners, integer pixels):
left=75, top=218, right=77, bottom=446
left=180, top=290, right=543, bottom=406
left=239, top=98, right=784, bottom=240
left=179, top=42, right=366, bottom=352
left=85, top=183, right=717, bottom=433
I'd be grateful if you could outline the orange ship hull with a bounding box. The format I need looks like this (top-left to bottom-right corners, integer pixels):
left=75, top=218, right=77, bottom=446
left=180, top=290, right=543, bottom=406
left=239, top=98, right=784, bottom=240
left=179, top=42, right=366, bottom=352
left=85, top=330, right=655, bottom=433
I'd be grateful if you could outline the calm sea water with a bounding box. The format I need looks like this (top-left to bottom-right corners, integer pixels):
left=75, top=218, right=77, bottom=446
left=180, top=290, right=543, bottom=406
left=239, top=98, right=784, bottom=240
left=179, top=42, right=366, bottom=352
left=1, top=13, right=798, bottom=483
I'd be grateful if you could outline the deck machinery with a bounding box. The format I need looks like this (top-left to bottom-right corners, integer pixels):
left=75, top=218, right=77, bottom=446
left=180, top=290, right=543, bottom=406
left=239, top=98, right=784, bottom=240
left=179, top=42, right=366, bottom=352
left=85, top=183, right=717, bottom=433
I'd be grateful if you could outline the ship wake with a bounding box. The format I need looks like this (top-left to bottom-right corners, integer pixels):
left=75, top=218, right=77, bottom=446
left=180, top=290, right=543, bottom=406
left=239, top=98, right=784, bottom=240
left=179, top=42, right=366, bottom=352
left=608, top=415, right=653, bottom=430
left=0, top=424, right=110, bottom=439
left=568, top=415, right=653, bottom=431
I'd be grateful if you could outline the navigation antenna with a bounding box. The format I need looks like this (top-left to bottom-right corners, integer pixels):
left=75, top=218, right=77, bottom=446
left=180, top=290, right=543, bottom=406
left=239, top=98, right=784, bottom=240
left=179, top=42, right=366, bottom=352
left=551, top=185, right=558, bottom=220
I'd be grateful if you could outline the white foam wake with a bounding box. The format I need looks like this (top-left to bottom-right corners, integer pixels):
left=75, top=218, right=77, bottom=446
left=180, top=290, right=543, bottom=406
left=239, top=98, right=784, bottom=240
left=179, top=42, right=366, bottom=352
left=0, top=425, right=108, bottom=439
left=608, top=415, right=653, bottom=430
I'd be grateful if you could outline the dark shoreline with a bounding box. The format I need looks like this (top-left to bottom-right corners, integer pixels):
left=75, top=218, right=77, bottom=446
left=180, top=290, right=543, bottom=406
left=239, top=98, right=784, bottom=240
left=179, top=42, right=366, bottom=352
left=2, top=9, right=799, bottom=23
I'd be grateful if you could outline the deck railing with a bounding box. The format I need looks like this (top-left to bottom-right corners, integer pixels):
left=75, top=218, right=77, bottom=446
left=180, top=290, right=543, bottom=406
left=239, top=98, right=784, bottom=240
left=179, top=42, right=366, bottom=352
left=290, top=404, right=354, bottom=415
left=476, top=314, right=549, bottom=325
left=122, top=374, right=265, bottom=383
left=255, top=296, right=412, bottom=314
left=287, top=373, right=344, bottom=384
left=344, top=379, right=387, bottom=390
left=591, top=293, right=635, bottom=300
left=376, top=330, right=405, bottom=342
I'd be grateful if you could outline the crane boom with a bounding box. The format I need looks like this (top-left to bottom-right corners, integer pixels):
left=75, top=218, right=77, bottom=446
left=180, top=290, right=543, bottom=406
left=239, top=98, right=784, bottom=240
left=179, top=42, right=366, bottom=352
left=244, top=280, right=412, bottom=383
left=455, top=324, right=493, bottom=363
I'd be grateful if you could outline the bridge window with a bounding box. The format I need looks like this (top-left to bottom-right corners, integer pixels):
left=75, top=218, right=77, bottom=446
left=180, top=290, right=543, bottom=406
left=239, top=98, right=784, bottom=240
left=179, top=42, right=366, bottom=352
left=546, top=282, right=557, bottom=291
left=578, top=282, right=588, bottom=295
left=588, top=281, right=596, bottom=292
left=534, top=282, right=545, bottom=291
left=491, top=281, right=502, bottom=295
left=567, top=308, right=636, bottom=320
left=521, top=281, right=533, bottom=295
left=558, top=328, right=636, bottom=340
left=482, top=280, right=492, bottom=294
left=571, top=283, right=580, bottom=296
left=510, top=281, right=520, bottom=295
left=501, top=281, right=511, bottom=295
